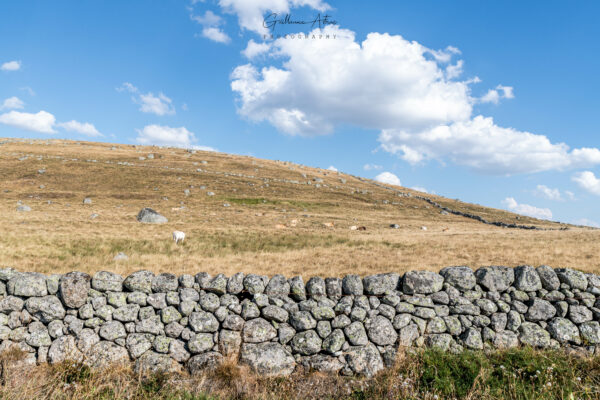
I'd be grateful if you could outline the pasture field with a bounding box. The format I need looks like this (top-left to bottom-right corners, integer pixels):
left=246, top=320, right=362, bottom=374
left=1, top=138, right=598, bottom=278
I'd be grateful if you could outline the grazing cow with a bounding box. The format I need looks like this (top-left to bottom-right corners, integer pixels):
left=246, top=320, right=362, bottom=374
left=173, top=231, right=185, bottom=244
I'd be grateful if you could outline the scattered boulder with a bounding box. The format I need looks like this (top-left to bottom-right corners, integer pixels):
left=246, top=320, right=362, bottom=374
left=136, top=208, right=168, bottom=224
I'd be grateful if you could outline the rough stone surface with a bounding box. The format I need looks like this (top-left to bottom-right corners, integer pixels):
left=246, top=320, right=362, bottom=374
left=402, top=271, right=444, bottom=294
left=240, top=343, right=295, bottom=376
left=1, top=265, right=599, bottom=377
left=137, top=208, right=168, bottom=224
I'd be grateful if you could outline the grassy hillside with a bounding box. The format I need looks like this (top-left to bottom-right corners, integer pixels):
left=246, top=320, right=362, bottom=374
left=0, top=137, right=598, bottom=277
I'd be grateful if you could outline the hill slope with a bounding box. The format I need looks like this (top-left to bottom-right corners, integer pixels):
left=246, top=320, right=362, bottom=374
left=0, top=138, right=597, bottom=277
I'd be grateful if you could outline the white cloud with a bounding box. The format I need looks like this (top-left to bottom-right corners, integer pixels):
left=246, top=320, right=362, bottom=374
left=572, top=171, right=600, bottom=196
left=411, top=186, right=429, bottom=193
left=1, top=60, right=21, bottom=71
left=201, top=27, right=231, bottom=43
left=232, top=27, right=473, bottom=136
left=0, top=110, right=56, bottom=133
left=379, top=115, right=600, bottom=175
left=565, top=191, right=575, bottom=200
left=242, top=39, right=271, bottom=59
left=136, top=124, right=197, bottom=147
left=138, top=93, right=175, bottom=116
left=327, top=165, right=337, bottom=171
left=118, top=83, right=175, bottom=116
left=1, top=96, right=24, bottom=110
left=479, top=85, right=514, bottom=104
left=218, top=0, right=330, bottom=34
left=502, top=197, right=552, bottom=220
left=58, top=120, right=103, bottom=137
left=533, top=184, right=564, bottom=201
left=363, top=163, right=382, bottom=171
left=231, top=25, right=597, bottom=175
left=374, top=171, right=401, bottom=186
left=191, top=10, right=231, bottom=43
left=20, top=86, right=35, bottom=96
left=573, top=218, right=600, bottom=228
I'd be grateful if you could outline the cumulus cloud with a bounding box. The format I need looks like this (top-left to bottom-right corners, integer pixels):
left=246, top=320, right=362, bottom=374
left=58, top=120, right=103, bottom=137
left=1, top=60, right=21, bottom=71
left=231, top=25, right=599, bottom=175
left=533, top=185, right=565, bottom=201
left=379, top=116, right=600, bottom=174
left=242, top=39, right=271, bottom=59
left=327, top=165, right=338, bottom=171
left=0, top=110, right=56, bottom=133
left=411, top=186, right=429, bottom=193
left=1, top=96, right=24, bottom=110
left=502, top=197, right=552, bottom=220
left=374, top=171, right=401, bottom=186
left=201, top=27, right=231, bottom=43
left=232, top=27, right=472, bottom=136
left=118, top=83, right=175, bottom=116
left=479, top=85, right=514, bottom=104
left=363, top=163, right=382, bottom=171
left=136, top=124, right=197, bottom=147
left=573, top=171, right=600, bottom=196
left=191, top=10, right=231, bottom=43
left=218, top=0, right=330, bottom=34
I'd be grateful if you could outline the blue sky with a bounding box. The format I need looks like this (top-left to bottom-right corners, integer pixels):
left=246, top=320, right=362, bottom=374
left=1, top=1, right=599, bottom=225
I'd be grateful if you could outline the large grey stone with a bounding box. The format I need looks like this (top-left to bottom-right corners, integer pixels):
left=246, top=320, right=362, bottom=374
left=25, top=296, right=66, bottom=323
left=579, top=321, right=600, bottom=344
left=525, top=298, right=556, bottom=321
left=306, top=277, right=326, bottom=298
left=513, top=266, right=542, bottom=291
left=85, top=341, right=129, bottom=368
left=48, top=336, right=83, bottom=364
left=290, top=330, right=322, bottom=355
left=189, top=311, right=219, bottom=333
left=492, top=331, right=519, bottom=349
left=123, top=271, right=154, bottom=294
left=548, top=318, right=580, bottom=344
left=188, top=333, right=214, bottom=353
left=363, top=273, right=399, bottom=295
left=135, top=351, right=179, bottom=375
left=403, top=271, right=444, bottom=294
left=92, top=271, right=123, bottom=292
left=366, top=315, right=397, bottom=346
left=461, top=327, right=483, bottom=350
left=239, top=342, right=295, bottom=376
left=289, top=311, right=317, bottom=331
left=518, top=322, right=551, bottom=348
left=99, top=321, right=126, bottom=341
left=569, top=306, right=593, bottom=324
left=136, top=208, right=168, bottom=224
left=152, top=273, right=178, bottom=293
left=556, top=268, right=588, bottom=291
left=265, top=274, right=289, bottom=297
left=342, top=275, right=363, bottom=295
left=344, top=321, right=368, bottom=346
left=8, top=273, right=48, bottom=297
left=345, top=343, right=384, bottom=377
left=474, top=266, right=514, bottom=292
left=536, top=265, right=560, bottom=290
left=439, top=266, right=476, bottom=291
left=59, top=272, right=91, bottom=309
left=242, top=318, right=276, bottom=343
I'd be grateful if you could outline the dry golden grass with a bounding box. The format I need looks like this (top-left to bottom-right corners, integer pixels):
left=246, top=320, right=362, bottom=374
left=1, top=137, right=598, bottom=277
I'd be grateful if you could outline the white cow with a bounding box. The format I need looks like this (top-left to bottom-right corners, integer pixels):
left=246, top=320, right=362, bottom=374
left=173, top=231, right=186, bottom=244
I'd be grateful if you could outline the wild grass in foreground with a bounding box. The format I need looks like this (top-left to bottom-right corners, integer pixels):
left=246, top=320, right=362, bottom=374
left=2, top=347, right=600, bottom=399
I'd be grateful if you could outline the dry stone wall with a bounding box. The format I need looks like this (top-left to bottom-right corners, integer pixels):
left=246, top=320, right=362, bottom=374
left=1, top=266, right=600, bottom=377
